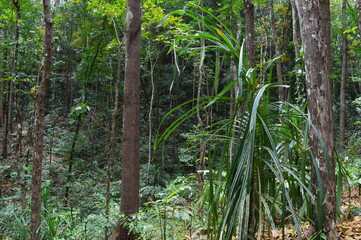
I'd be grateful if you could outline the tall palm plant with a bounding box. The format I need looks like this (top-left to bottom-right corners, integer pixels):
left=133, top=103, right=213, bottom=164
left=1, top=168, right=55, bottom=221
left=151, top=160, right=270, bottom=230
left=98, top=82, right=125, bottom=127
left=156, top=4, right=324, bottom=240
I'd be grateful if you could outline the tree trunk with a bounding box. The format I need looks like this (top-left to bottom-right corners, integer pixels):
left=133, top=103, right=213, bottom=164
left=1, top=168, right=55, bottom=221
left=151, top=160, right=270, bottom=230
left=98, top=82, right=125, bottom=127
left=8, top=0, right=21, bottom=136
left=269, top=0, right=286, bottom=101
left=109, top=0, right=141, bottom=238
left=105, top=43, right=121, bottom=240
left=240, top=1, right=256, bottom=224
left=0, top=42, right=5, bottom=127
left=197, top=32, right=206, bottom=194
left=30, top=0, right=52, bottom=239
left=290, top=0, right=300, bottom=58
left=15, top=100, right=27, bottom=209
left=0, top=25, right=8, bottom=130
left=357, top=0, right=361, bottom=35
left=296, top=0, right=337, bottom=239
left=290, top=0, right=305, bottom=104
left=147, top=45, right=158, bottom=169
left=339, top=0, right=348, bottom=149
left=2, top=96, right=8, bottom=157
left=64, top=119, right=81, bottom=206
left=357, top=1, right=361, bottom=94
left=244, top=0, right=255, bottom=67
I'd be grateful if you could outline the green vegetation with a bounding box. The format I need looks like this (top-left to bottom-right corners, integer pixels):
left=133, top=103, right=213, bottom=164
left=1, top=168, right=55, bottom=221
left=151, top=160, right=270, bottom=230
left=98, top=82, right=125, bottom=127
left=0, top=0, right=360, bottom=239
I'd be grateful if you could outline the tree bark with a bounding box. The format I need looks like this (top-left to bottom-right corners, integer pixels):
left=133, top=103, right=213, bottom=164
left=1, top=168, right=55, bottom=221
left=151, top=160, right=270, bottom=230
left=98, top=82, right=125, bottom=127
left=269, top=0, right=286, bottom=101
left=30, top=0, right=52, bottom=239
left=109, top=0, right=141, bottom=238
left=244, top=0, right=255, bottom=67
left=296, top=0, right=337, bottom=239
left=339, top=0, right=348, bottom=149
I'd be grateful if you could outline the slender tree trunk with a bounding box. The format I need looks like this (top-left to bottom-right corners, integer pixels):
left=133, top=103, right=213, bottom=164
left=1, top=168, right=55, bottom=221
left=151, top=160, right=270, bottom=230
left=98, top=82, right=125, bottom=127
left=105, top=70, right=120, bottom=240
left=357, top=0, right=361, bottom=93
left=197, top=35, right=206, bottom=194
left=1, top=29, right=8, bottom=129
left=0, top=25, right=9, bottom=128
left=15, top=100, right=26, bottom=209
left=109, top=0, right=141, bottom=238
left=30, top=0, right=52, bottom=239
left=244, top=3, right=255, bottom=230
left=290, top=0, right=305, bottom=104
left=105, top=42, right=121, bottom=240
left=147, top=47, right=158, bottom=169
left=339, top=0, right=348, bottom=149
left=296, top=0, right=337, bottom=239
left=244, top=0, right=255, bottom=67
left=290, top=0, right=300, bottom=58
left=269, top=0, right=286, bottom=101
left=357, top=0, right=361, bottom=35
left=0, top=49, right=5, bottom=126
left=2, top=97, right=8, bottom=157
left=64, top=119, right=81, bottom=206
left=9, top=0, right=21, bottom=135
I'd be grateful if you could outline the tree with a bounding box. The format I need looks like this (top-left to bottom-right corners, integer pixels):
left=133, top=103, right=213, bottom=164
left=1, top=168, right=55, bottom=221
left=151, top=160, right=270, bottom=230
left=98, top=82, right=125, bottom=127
left=290, top=0, right=300, bottom=58
left=357, top=0, right=361, bottom=34
left=105, top=18, right=122, bottom=239
left=109, top=0, right=141, bottom=238
left=295, top=0, right=337, bottom=239
left=30, top=0, right=53, bottom=239
left=1, top=0, right=21, bottom=158
left=358, top=0, right=361, bottom=93
left=269, top=0, right=286, bottom=101
left=244, top=0, right=255, bottom=67
left=339, top=0, right=348, bottom=148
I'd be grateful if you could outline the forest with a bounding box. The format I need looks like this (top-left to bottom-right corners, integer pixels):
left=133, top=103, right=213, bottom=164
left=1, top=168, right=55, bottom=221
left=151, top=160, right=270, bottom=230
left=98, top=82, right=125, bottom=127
left=0, top=0, right=361, bottom=239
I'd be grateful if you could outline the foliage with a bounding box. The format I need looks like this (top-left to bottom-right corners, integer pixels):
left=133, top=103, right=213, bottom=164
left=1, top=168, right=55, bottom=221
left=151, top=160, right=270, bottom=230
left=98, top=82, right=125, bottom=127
left=155, top=6, right=333, bottom=240
left=122, top=175, right=199, bottom=240
left=0, top=0, right=360, bottom=239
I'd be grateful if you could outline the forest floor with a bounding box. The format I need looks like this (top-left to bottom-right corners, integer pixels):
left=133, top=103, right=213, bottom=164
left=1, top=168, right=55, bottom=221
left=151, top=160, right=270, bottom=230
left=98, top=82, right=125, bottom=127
left=257, top=189, right=361, bottom=240
left=186, top=189, right=361, bottom=240
left=337, top=189, right=361, bottom=240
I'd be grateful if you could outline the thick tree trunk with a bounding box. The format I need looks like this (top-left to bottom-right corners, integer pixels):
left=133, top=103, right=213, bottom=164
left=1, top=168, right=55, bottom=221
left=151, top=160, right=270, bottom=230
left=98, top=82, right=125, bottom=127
left=269, top=0, right=286, bottom=101
left=339, top=0, right=348, bottom=149
left=244, top=0, right=255, bottom=67
left=30, top=0, right=52, bottom=239
left=109, top=0, right=141, bottom=238
left=296, top=0, right=337, bottom=239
